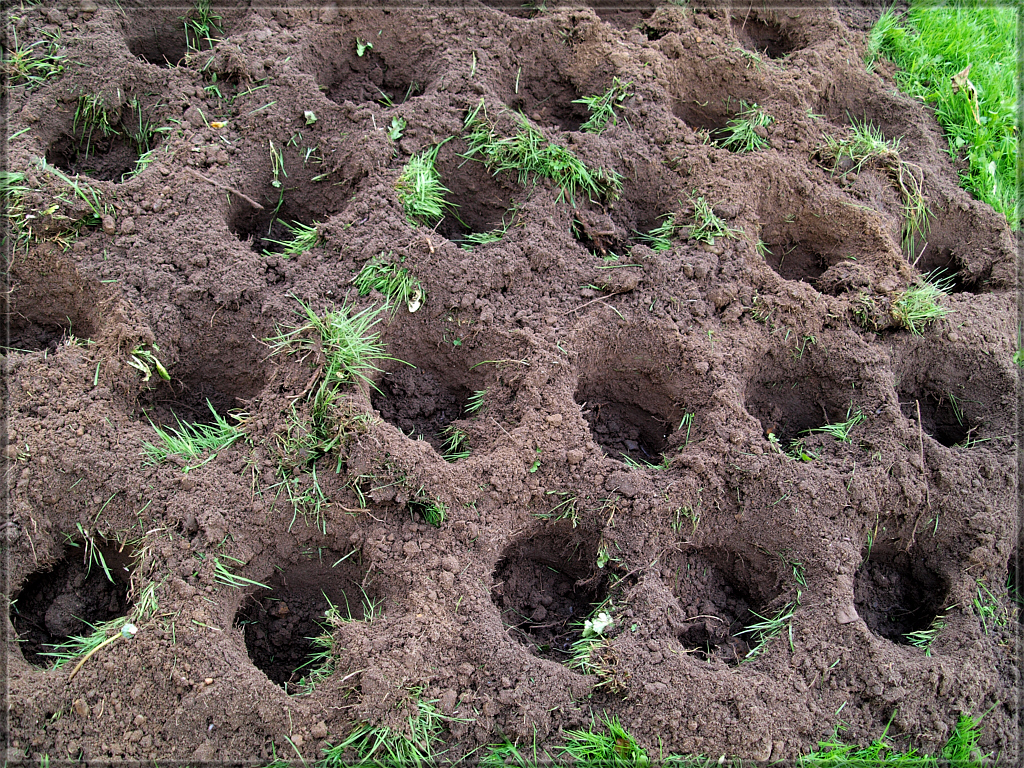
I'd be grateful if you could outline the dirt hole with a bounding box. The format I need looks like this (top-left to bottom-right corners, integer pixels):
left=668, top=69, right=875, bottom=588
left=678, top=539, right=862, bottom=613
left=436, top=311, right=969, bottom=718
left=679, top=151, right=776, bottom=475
left=11, top=535, right=135, bottom=668
left=125, top=16, right=187, bottom=67
left=854, top=545, right=947, bottom=645
left=491, top=525, right=607, bottom=666
left=746, top=359, right=860, bottom=446
left=762, top=239, right=839, bottom=285
left=666, top=547, right=783, bottom=666
left=227, top=162, right=355, bottom=255
left=575, top=343, right=699, bottom=463
left=312, top=33, right=434, bottom=107
left=435, top=145, right=523, bottom=248
left=912, top=248, right=982, bottom=295
left=509, top=58, right=590, bottom=134
left=6, top=245, right=107, bottom=352
left=589, top=1, right=658, bottom=30
left=898, top=390, right=977, bottom=448
left=730, top=10, right=799, bottom=59
left=235, top=552, right=375, bottom=693
left=45, top=103, right=164, bottom=183
left=136, top=311, right=268, bottom=427
left=672, top=100, right=732, bottom=143
left=373, top=365, right=473, bottom=454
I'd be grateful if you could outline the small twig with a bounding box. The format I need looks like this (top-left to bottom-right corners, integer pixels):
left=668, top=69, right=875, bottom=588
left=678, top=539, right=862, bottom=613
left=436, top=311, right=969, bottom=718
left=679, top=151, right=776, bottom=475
left=916, top=399, right=929, bottom=508
left=563, top=291, right=627, bottom=315
left=188, top=169, right=264, bottom=210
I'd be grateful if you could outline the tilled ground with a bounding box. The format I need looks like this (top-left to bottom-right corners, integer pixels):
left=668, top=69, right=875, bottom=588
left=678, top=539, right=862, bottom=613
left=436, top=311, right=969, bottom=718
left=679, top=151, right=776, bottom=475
left=2, top=1, right=1019, bottom=764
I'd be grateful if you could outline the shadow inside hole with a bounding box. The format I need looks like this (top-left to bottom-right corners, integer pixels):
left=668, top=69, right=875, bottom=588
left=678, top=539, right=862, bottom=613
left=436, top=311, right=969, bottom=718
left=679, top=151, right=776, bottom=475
left=912, top=247, right=981, bottom=295
left=745, top=363, right=854, bottom=447
left=899, top=391, right=975, bottom=448
left=491, top=526, right=607, bottom=665
left=666, top=547, right=782, bottom=666
left=6, top=243, right=107, bottom=352
left=228, top=163, right=355, bottom=255
left=235, top=553, right=375, bottom=693
left=730, top=11, right=799, bottom=59
left=11, top=538, right=134, bottom=668
left=763, top=240, right=831, bottom=283
left=136, top=318, right=268, bottom=427
left=855, top=546, right=947, bottom=644
left=126, top=26, right=187, bottom=67
left=589, top=1, right=657, bottom=29
left=435, top=146, right=522, bottom=248
left=509, top=76, right=589, bottom=134
left=372, top=367, right=472, bottom=453
left=578, top=397, right=670, bottom=465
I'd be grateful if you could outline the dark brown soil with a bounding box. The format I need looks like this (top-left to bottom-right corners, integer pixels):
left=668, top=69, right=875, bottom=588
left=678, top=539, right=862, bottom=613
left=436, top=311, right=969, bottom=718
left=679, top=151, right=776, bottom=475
left=2, top=1, right=1019, bottom=764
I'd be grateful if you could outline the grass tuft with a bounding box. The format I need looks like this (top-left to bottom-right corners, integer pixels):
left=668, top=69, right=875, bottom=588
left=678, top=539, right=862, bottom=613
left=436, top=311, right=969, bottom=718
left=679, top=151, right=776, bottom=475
left=396, top=141, right=456, bottom=227
left=2, top=28, right=66, bottom=90
left=816, top=118, right=929, bottom=252
left=686, top=195, right=741, bottom=245
left=891, top=270, right=953, bottom=335
left=463, top=99, right=622, bottom=205
left=634, top=212, right=679, bottom=251
left=353, top=252, right=424, bottom=313
left=261, top=220, right=321, bottom=259
left=561, top=714, right=650, bottom=767
left=574, top=77, right=633, bottom=135
left=737, top=598, right=798, bottom=660
left=142, top=400, right=246, bottom=471
left=716, top=101, right=772, bottom=152
left=803, top=407, right=866, bottom=443
left=322, top=688, right=467, bottom=766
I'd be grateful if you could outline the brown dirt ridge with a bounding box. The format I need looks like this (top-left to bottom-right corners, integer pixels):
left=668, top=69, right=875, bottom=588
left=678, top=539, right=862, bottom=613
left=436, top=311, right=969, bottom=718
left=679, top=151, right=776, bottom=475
left=2, top=0, right=1019, bottom=764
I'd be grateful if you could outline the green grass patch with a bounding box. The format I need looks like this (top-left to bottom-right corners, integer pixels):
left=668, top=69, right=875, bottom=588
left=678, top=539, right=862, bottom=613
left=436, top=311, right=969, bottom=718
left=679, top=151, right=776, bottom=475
left=817, top=119, right=929, bottom=253
left=142, top=400, right=246, bottom=471
left=2, top=28, right=66, bottom=90
left=463, top=99, right=622, bottom=205
left=396, top=141, right=456, bottom=227
left=868, top=1, right=1018, bottom=228
left=261, top=220, right=321, bottom=259
left=716, top=101, right=772, bottom=152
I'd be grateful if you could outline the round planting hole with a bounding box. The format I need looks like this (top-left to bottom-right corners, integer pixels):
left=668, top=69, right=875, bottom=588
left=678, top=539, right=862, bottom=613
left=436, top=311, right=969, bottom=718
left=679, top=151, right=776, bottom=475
left=136, top=310, right=268, bottom=427
left=11, top=535, right=135, bottom=668
left=730, top=11, right=800, bottom=59
left=665, top=547, right=784, bottom=666
left=579, top=397, right=670, bottom=464
left=235, top=553, right=376, bottom=693
left=372, top=366, right=473, bottom=454
left=745, top=358, right=858, bottom=447
left=491, top=526, right=607, bottom=666
left=898, top=390, right=976, bottom=448
left=854, top=545, right=947, bottom=646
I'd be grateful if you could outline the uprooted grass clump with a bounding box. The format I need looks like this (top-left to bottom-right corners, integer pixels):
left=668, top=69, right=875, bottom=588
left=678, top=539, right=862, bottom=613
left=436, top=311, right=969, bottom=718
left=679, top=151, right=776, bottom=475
left=396, top=141, right=457, bottom=227
left=261, top=220, right=321, bottom=259
left=574, top=77, right=633, bottom=135
left=816, top=119, right=929, bottom=253
left=142, top=400, right=246, bottom=471
left=353, top=252, right=423, bottom=313
left=322, top=688, right=467, bottom=766
left=716, top=101, right=773, bottom=152
left=891, top=270, right=953, bottom=335
left=463, top=99, right=622, bottom=204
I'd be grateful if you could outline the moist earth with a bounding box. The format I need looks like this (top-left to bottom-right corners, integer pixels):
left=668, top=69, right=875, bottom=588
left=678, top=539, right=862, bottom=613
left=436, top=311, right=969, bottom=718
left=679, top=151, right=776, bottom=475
left=2, top=1, right=1020, bottom=764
